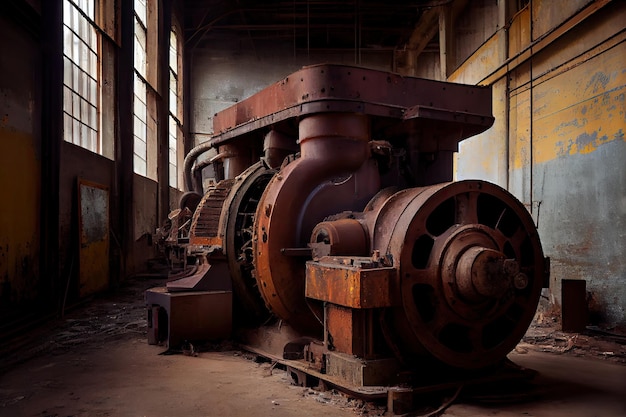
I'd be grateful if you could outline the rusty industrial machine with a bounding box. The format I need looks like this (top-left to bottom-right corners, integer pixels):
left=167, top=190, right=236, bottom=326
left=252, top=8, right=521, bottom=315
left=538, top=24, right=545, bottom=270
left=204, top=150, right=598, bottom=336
left=146, top=64, right=548, bottom=409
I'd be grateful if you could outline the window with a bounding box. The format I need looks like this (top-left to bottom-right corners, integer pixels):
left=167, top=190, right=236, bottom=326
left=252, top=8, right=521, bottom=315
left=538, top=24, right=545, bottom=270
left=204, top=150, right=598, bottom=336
left=133, top=0, right=148, bottom=176
left=63, top=0, right=99, bottom=153
left=133, top=73, right=148, bottom=175
left=168, top=29, right=181, bottom=188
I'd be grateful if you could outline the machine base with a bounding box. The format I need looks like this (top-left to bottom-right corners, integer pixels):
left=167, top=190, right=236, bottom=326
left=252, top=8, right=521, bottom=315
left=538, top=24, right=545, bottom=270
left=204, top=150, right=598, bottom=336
left=238, top=324, right=537, bottom=415
left=145, top=287, right=232, bottom=348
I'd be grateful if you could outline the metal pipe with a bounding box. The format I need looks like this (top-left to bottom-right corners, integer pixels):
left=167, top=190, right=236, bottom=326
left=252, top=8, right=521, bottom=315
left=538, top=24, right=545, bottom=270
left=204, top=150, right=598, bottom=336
left=209, top=150, right=234, bottom=163
left=183, top=140, right=217, bottom=192
left=190, top=156, right=214, bottom=190
left=220, top=143, right=251, bottom=179
left=263, top=130, right=298, bottom=168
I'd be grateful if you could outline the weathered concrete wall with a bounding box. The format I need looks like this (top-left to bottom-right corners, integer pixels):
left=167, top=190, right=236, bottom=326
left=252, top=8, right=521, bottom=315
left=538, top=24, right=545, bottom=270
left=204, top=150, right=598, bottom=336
left=531, top=38, right=625, bottom=326
left=58, top=142, right=114, bottom=301
left=58, top=158, right=161, bottom=285
left=169, top=187, right=183, bottom=212
left=531, top=0, right=593, bottom=40
left=413, top=51, right=441, bottom=80
left=448, top=30, right=506, bottom=85
left=190, top=41, right=393, bottom=141
left=132, top=174, right=159, bottom=273
left=0, top=1, right=174, bottom=326
left=0, top=11, right=42, bottom=313
left=508, top=61, right=532, bottom=206
left=445, top=0, right=626, bottom=327
left=453, top=0, right=499, bottom=69
left=191, top=49, right=300, bottom=141
left=456, top=76, right=508, bottom=187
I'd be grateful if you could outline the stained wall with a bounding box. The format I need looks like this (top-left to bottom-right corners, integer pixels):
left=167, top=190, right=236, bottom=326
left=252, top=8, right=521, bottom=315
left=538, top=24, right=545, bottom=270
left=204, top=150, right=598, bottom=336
left=448, top=0, right=625, bottom=327
left=0, top=9, right=42, bottom=321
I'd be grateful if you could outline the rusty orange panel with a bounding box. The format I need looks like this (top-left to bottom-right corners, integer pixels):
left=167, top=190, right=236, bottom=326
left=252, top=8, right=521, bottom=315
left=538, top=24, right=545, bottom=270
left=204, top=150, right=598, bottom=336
left=326, top=304, right=365, bottom=356
left=188, top=236, right=223, bottom=247
left=212, top=64, right=494, bottom=142
left=305, top=259, right=396, bottom=308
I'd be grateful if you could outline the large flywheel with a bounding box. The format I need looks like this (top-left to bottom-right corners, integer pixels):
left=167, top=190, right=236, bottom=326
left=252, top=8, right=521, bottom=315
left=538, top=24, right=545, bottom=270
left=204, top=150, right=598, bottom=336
left=379, top=180, right=546, bottom=369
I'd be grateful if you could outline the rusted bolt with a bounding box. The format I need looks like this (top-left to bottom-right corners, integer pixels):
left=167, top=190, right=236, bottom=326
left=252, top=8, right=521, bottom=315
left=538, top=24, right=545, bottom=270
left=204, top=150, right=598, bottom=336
left=503, top=259, right=519, bottom=276
left=514, top=272, right=529, bottom=290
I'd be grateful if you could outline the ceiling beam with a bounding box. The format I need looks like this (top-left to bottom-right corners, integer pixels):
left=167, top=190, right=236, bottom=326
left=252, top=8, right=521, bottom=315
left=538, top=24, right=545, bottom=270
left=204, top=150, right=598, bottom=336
left=396, top=6, right=439, bottom=76
left=395, top=0, right=468, bottom=77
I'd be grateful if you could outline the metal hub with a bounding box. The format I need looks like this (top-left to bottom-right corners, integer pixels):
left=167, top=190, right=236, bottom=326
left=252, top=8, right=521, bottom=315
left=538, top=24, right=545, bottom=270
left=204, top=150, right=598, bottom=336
left=438, top=226, right=513, bottom=320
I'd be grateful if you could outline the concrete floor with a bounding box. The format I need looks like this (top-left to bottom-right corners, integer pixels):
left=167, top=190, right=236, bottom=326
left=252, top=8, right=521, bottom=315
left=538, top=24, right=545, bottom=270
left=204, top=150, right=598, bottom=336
left=1, top=281, right=625, bottom=417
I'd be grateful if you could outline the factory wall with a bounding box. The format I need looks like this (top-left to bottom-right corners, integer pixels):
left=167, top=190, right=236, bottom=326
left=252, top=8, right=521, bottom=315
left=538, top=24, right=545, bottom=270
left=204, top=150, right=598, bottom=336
left=57, top=155, right=165, bottom=305
left=0, top=8, right=43, bottom=325
left=189, top=40, right=393, bottom=141
left=58, top=143, right=114, bottom=301
left=0, top=0, right=184, bottom=337
left=446, top=0, right=625, bottom=328
left=133, top=175, right=160, bottom=273
left=188, top=1, right=625, bottom=329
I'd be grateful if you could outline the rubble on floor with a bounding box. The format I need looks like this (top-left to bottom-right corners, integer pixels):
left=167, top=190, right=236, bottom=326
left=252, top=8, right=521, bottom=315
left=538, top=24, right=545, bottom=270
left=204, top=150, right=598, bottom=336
left=1, top=276, right=625, bottom=416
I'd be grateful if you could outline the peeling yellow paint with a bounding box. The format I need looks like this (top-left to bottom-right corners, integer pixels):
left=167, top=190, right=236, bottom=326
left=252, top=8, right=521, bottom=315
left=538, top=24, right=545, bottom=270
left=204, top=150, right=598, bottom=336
left=449, top=31, right=505, bottom=85
left=79, top=239, right=109, bottom=297
left=509, top=63, right=532, bottom=172
left=532, top=42, right=626, bottom=165
left=0, top=127, right=40, bottom=301
left=510, top=90, right=531, bottom=170
left=78, top=180, right=110, bottom=298
left=508, top=7, right=531, bottom=58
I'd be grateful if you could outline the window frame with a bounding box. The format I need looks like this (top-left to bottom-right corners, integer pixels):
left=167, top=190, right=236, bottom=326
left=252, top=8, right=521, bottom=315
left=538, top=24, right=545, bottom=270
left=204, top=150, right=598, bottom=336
left=62, top=0, right=101, bottom=154
left=168, top=27, right=182, bottom=188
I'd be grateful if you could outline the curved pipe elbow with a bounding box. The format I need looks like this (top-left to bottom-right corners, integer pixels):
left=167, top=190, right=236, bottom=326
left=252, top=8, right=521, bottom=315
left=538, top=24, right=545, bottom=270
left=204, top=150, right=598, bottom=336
left=183, top=140, right=217, bottom=193
left=252, top=113, right=377, bottom=331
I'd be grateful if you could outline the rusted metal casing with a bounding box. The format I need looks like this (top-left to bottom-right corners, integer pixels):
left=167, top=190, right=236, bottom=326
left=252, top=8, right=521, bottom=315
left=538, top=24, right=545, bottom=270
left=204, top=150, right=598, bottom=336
left=148, top=64, right=548, bottom=398
left=146, top=287, right=232, bottom=348
left=305, top=256, right=396, bottom=309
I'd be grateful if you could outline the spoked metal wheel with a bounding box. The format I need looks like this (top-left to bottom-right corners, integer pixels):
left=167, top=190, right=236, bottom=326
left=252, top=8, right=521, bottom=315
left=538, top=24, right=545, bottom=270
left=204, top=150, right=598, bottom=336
left=384, top=180, right=546, bottom=369
left=223, top=162, right=276, bottom=326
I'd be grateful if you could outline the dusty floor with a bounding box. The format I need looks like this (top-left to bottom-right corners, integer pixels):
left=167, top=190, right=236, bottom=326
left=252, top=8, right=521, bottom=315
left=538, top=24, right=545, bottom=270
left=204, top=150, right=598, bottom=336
left=1, top=279, right=625, bottom=417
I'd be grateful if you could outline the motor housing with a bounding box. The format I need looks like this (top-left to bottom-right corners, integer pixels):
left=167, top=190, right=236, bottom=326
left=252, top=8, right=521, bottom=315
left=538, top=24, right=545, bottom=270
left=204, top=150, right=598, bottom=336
left=147, top=64, right=548, bottom=393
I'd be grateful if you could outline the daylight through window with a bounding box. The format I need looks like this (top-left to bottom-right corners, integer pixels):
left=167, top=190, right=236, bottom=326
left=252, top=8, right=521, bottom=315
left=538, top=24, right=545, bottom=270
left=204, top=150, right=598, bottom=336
left=63, top=0, right=99, bottom=153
